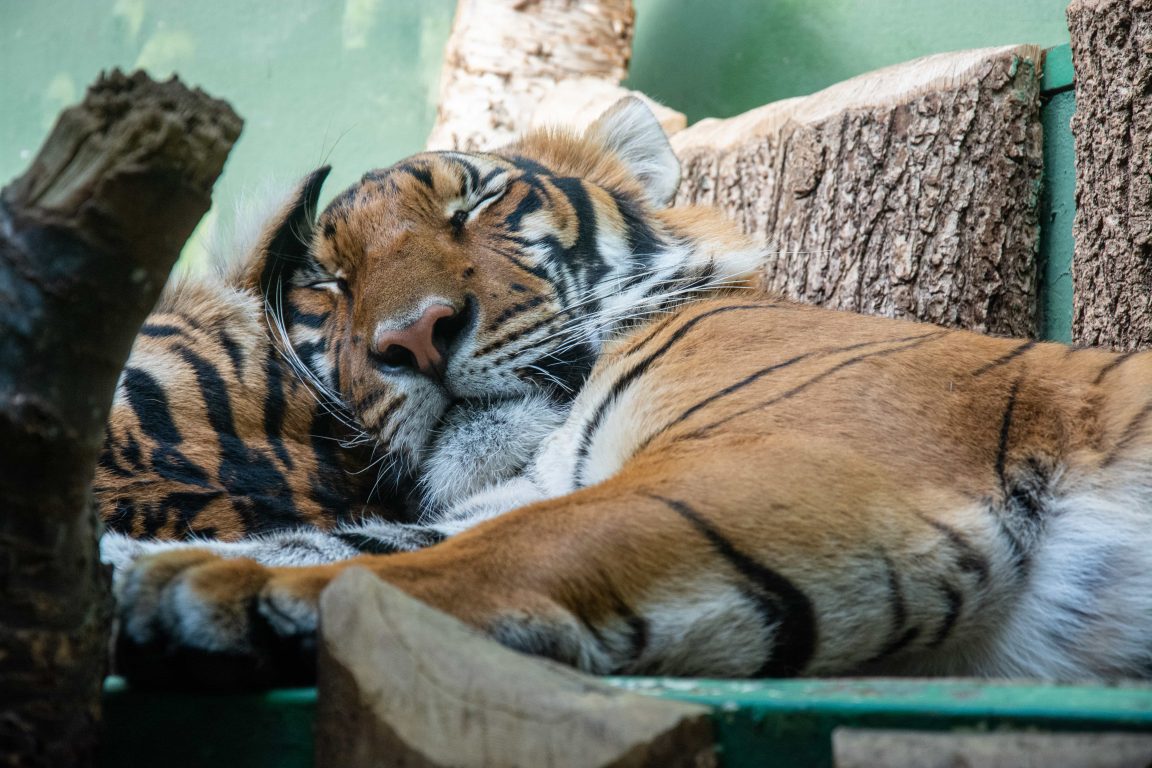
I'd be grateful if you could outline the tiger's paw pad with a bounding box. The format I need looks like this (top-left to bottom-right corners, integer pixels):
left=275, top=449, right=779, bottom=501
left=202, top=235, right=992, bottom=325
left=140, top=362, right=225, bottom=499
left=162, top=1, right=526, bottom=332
left=114, top=550, right=323, bottom=690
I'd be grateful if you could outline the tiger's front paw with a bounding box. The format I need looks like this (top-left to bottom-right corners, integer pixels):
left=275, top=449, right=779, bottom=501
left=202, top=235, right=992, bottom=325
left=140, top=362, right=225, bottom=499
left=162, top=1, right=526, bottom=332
left=114, top=549, right=332, bottom=690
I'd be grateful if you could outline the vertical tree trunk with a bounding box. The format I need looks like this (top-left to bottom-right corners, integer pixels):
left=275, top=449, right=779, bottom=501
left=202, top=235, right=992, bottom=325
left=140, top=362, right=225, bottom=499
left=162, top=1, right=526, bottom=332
left=672, top=45, right=1044, bottom=337
left=426, top=0, right=637, bottom=151
left=1067, top=0, right=1152, bottom=350
left=0, top=70, right=240, bottom=766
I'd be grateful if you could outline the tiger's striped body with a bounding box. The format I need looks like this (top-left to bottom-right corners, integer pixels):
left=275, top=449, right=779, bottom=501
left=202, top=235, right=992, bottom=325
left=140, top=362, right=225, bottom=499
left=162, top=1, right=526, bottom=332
left=96, top=170, right=409, bottom=549
left=112, top=99, right=1152, bottom=687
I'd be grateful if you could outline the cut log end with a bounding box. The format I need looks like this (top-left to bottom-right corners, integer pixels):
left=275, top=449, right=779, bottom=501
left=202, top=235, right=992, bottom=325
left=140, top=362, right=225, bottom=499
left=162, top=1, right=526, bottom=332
left=672, top=44, right=1044, bottom=338
left=3, top=69, right=242, bottom=266
left=317, top=568, right=716, bottom=768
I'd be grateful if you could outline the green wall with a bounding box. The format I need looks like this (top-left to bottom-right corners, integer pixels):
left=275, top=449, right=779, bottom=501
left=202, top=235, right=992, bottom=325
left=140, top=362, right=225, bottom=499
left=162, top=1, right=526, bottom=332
left=1, top=0, right=456, bottom=265
left=2, top=1, right=1071, bottom=266
left=628, top=0, right=1071, bottom=122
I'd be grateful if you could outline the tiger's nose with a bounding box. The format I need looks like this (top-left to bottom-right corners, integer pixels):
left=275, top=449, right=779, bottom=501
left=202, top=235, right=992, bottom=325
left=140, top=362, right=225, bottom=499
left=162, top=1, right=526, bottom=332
left=372, top=304, right=460, bottom=379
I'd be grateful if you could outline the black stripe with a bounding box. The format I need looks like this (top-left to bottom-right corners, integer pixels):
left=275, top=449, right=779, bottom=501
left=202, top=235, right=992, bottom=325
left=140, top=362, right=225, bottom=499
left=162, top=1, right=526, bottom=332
left=551, top=177, right=608, bottom=289
left=684, top=331, right=946, bottom=441
left=174, top=344, right=299, bottom=532
left=572, top=304, right=770, bottom=486
left=475, top=311, right=562, bottom=358
left=263, top=349, right=292, bottom=469
left=649, top=494, right=816, bottom=677
left=399, top=162, right=434, bottom=189
left=333, top=528, right=442, bottom=554
left=866, top=554, right=921, bottom=663
left=140, top=323, right=186, bottom=338
left=122, top=367, right=183, bottom=445
left=365, top=393, right=406, bottom=430
left=929, top=580, right=964, bottom=647
left=918, top=513, right=991, bottom=586
left=1093, top=350, right=1136, bottom=385
left=971, top=341, right=1035, bottom=377
left=508, top=155, right=553, bottom=179
left=291, top=308, right=331, bottom=330
left=995, top=378, right=1021, bottom=498
left=218, top=329, right=245, bottom=379
left=1102, top=399, right=1152, bottom=467
left=488, top=294, right=548, bottom=329
left=653, top=334, right=932, bottom=446
left=457, top=158, right=481, bottom=196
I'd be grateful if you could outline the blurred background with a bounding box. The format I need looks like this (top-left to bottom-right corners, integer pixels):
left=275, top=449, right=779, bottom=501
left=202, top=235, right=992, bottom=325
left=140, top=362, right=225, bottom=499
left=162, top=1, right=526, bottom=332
left=1, top=0, right=1069, bottom=266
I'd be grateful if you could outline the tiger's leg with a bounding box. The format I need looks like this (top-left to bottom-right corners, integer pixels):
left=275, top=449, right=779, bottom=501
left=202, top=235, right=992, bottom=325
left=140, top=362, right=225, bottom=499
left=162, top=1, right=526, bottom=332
left=115, top=436, right=1022, bottom=685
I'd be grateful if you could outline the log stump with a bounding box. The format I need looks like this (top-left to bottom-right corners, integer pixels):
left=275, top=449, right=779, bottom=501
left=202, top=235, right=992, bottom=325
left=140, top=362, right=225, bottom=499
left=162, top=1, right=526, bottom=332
left=1068, top=0, right=1152, bottom=350
left=0, top=71, right=240, bottom=766
left=317, top=568, right=715, bottom=768
left=672, top=45, right=1045, bottom=337
left=426, top=0, right=636, bottom=151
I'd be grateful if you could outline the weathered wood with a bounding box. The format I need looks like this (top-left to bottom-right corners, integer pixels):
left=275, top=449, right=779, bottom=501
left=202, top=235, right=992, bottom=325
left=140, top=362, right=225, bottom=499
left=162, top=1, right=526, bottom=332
left=1068, top=0, right=1152, bottom=350
left=672, top=45, right=1044, bottom=337
left=426, top=0, right=636, bottom=151
left=316, top=568, right=715, bottom=768
left=833, top=729, right=1152, bottom=768
left=0, top=70, right=240, bottom=766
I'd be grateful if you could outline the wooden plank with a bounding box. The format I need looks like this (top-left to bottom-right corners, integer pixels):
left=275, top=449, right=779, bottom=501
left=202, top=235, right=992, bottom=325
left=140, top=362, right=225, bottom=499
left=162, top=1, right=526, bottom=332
left=833, top=729, right=1152, bottom=768
left=315, top=568, right=714, bottom=768
left=1067, top=0, right=1152, bottom=349
left=672, top=45, right=1044, bottom=337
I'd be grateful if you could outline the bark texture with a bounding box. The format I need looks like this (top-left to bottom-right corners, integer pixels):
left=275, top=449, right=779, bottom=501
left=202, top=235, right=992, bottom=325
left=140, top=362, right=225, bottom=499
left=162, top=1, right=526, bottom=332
left=426, top=0, right=636, bottom=151
left=1068, top=0, right=1152, bottom=349
left=673, top=45, right=1045, bottom=337
left=317, top=568, right=715, bottom=768
left=0, top=70, right=240, bottom=766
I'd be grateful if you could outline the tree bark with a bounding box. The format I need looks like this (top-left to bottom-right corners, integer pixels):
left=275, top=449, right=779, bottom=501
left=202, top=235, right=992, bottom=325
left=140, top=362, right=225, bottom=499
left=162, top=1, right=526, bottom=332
left=1067, top=0, right=1152, bottom=350
left=0, top=70, right=241, bottom=766
left=317, top=568, right=715, bottom=768
left=672, top=45, right=1045, bottom=337
left=426, top=0, right=637, bottom=151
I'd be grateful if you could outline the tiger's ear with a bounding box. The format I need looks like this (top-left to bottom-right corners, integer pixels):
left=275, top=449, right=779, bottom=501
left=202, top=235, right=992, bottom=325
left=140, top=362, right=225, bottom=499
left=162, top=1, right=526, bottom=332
left=585, top=97, right=680, bottom=208
left=240, top=165, right=331, bottom=298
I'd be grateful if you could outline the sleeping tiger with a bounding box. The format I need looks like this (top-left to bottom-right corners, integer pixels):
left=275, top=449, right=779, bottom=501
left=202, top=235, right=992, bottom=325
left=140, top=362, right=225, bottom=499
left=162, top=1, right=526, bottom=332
left=113, top=98, right=1152, bottom=688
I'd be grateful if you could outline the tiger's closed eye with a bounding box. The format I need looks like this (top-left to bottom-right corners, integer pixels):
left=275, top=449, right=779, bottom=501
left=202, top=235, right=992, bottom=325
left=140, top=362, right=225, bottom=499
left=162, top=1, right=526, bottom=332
left=307, top=278, right=348, bottom=295
left=448, top=182, right=509, bottom=230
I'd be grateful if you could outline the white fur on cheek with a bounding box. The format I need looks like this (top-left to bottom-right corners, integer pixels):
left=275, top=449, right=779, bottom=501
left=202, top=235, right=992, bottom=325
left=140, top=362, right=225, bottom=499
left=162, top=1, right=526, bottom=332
left=421, top=393, right=567, bottom=512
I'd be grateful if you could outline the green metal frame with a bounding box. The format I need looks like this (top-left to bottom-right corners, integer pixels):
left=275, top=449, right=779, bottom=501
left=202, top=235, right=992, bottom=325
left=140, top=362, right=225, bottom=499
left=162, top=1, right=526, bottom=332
left=1038, top=44, right=1075, bottom=343
left=101, top=45, right=1141, bottom=768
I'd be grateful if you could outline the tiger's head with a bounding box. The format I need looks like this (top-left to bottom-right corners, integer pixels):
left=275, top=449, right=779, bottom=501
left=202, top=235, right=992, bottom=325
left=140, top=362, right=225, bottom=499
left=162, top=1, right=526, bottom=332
left=275, top=98, right=761, bottom=482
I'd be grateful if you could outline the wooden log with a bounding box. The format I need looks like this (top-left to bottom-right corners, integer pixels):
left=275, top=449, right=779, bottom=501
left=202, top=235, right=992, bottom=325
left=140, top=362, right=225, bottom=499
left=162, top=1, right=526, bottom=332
left=672, top=45, right=1045, bottom=337
left=0, top=70, right=240, bottom=765
left=426, top=0, right=636, bottom=151
left=316, top=568, right=715, bottom=768
left=1067, top=0, right=1152, bottom=349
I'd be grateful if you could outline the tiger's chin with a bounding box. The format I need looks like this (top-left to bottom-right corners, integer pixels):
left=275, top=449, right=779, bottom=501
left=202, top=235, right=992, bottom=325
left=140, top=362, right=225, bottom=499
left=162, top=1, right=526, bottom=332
left=418, top=393, right=568, bottom=513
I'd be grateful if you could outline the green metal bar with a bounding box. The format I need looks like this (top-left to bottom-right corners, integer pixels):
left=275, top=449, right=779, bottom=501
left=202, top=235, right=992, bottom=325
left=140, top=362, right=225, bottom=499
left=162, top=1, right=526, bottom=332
left=610, top=678, right=1152, bottom=768
left=102, top=676, right=1152, bottom=768
left=1037, top=43, right=1076, bottom=344
left=1042, top=43, right=1073, bottom=94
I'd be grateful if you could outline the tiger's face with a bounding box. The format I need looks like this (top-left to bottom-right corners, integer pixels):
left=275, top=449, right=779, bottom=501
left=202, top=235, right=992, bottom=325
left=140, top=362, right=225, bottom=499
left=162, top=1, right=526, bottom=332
left=292, top=98, right=760, bottom=478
